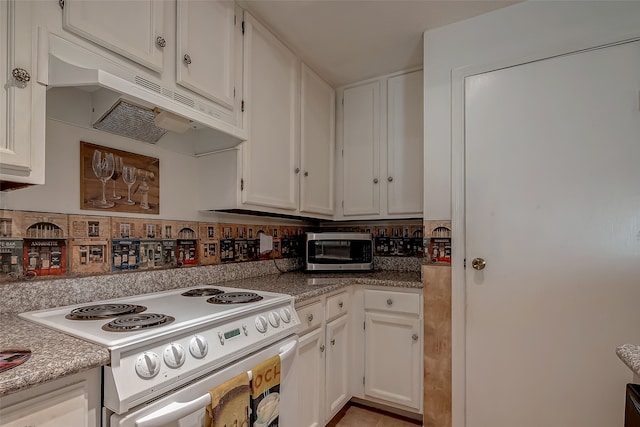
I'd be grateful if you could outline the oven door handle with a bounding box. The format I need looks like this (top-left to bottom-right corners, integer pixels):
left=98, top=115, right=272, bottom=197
left=134, top=340, right=298, bottom=427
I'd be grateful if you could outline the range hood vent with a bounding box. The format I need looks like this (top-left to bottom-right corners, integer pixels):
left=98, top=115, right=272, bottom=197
left=43, top=33, right=246, bottom=156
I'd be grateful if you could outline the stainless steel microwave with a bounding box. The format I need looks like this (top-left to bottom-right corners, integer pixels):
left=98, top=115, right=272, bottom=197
left=304, top=232, right=373, bottom=272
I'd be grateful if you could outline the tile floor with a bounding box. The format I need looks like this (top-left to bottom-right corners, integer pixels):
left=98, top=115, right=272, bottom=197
left=326, top=403, right=422, bottom=427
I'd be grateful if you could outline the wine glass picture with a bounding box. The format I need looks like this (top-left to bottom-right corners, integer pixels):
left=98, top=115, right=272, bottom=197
left=92, top=150, right=115, bottom=208
left=111, top=155, right=123, bottom=200
left=81, top=142, right=160, bottom=214
left=122, top=165, right=137, bottom=206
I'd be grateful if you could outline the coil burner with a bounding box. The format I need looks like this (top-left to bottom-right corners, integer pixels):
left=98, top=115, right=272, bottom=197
left=66, top=304, right=147, bottom=320
left=102, top=313, right=175, bottom=332
left=181, top=288, right=225, bottom=297
left=207, top=292, right=263, bottom=305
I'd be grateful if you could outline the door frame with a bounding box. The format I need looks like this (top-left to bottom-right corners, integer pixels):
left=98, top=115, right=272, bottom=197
left=449, top=33, right=640, bottom=427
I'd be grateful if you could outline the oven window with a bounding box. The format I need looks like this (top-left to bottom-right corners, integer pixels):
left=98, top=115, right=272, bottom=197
left=307, top=240, right=371, bottom=264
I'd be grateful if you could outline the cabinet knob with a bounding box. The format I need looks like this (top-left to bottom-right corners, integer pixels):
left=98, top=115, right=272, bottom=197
left=338, top=302, right=343, bottom=309
left=12, top=68, right=30, bottom=87
left=330, top=338, right=336, bottom=346
left=304, top=171, right=309, bottom=177
left=183, top=54, right=192, bottom=65
left=373, top=178, right=379, bottom=184
left=388, top=176, right=393, bottom=182
left=386, top=299, right=393, bottom=306
left=307, top=313, right=313, bottom=322
left=156, top=36, right=166, bottom=48
left=412, top=334, right=419, bottom=341
left=295, top=167, right=301, bottom=174
left=320, top=344, right=325, bottom=353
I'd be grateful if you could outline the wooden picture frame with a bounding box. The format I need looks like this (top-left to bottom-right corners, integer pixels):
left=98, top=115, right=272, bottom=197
left=80, top=142, right=160, bottom=214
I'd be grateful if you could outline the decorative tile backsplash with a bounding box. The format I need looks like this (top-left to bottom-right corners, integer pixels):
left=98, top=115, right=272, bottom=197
left=0, top=210, right=427, bottom=282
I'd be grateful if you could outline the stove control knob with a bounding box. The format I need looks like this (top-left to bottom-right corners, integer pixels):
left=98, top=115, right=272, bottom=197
left=164, top=343, right=186, bottom=369
left=189, top=335, right=208, bottom=359
left=268, top=311, right=281, bottom=328
left=136, top=351, right=161, bottom=378
left=255, top=315, right=268, bottom=333
left=280, top=307, right=292, bottom=323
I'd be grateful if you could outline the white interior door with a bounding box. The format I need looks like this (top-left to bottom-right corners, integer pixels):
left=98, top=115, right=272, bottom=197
left=465, top=40, right=640, bottom=427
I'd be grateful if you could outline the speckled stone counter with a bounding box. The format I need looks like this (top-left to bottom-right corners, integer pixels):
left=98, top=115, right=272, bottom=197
left=0, top=268, right=420, bottom=398
left=218, top=271, right=422, bottom=304
left=0, top=314, right=109, bottom=397
left=617, top=344, right=640, bottom=378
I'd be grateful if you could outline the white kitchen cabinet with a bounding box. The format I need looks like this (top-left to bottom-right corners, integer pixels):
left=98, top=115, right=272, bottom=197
left=241, top=10, right=299, bottom=211
left=325, top=313, right=350, bottom=421
left=295, top=290, right=352, bottom=426
left=360, top=288, right=423, bottom=413
left=300, top=63, right=335, bottom=216
left=341, top=80, right=381, bottom=216
left=61, top=0, right=165, bottom=72
left=386, top=70, right=423, bottom=215
left=0, top=368, right=101, bottom=427
left=337, top=68, right=423, bottom=219
left=297, top=326, right=325, bottom=427
left=0, top=0, right=46, bottom=189
left=176, top=0, right=237, bottom=110
left=198, top=15, right=336, bottom=219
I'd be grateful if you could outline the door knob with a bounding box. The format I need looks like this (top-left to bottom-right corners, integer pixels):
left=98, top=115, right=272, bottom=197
left=472, top=258, right=486, bottom=270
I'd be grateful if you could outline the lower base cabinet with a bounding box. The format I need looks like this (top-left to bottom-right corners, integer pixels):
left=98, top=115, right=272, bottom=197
left=0, top=368, right=101, bottom=427
left=325, top=314, right=350, bottom=420
left=297, top=326, right=325, bottom=427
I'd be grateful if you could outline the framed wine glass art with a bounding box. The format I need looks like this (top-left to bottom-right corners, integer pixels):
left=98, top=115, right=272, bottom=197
left=80, top=141, right=160, bottom=214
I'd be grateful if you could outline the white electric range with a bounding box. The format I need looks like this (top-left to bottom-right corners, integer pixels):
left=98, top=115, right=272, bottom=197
left=20, top=285, right=301, bottom=426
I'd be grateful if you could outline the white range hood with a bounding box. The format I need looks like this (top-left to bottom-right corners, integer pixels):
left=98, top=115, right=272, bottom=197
left=43, top=33, right=246, bottom=156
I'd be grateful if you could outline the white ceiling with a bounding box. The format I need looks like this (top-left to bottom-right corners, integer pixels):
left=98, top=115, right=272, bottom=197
left=239, top=0, right=519, bottom=87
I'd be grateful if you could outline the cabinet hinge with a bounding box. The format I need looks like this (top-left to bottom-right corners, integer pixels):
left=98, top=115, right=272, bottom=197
left=363, top=376, right=365, bottom=386
left=234, top=15, right=237, bottom=26
left=241, top=178, right=244, bottom=191
left=463, top=258, right=466, bottom=269
left=363, top=321, right=366, bottom=330
left=241, top=100, right=245, bottom=112
left=242, top=20, right=245, bottom=35
left=341, top=97, right=344, bottom=106
left=341, top=149, right=344, bottom=158
left=234, top=87, right=236, bottom=99
left=59, top=0, right=64, bottom=9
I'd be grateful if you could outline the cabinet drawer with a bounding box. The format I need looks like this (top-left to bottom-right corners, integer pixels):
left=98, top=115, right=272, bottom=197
left=296, top=301, right=324, bottom=335
left=326, top=291, right=350, bottom=320
left=364, top=289, right=420, bottom=315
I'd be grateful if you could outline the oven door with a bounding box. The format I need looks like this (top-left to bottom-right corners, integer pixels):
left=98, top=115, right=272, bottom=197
left=107, top=336, right=298, bottom=427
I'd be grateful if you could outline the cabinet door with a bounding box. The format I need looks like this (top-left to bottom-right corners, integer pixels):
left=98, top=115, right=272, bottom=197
left=387, top=70, right=423, bottom=215
left=62, top=0, right=165, bottom=72
left=364, top=312, right=421, bottom=411
left=325, top=314, right=350, bottom=421
left=342, top=81, right=380, bottom=216
left=300, top=64, right=335, bottom=216
left=0, top=0, right=45, bottom=187
left=297, top=328, right=325, bottom=427
left=242, top=12, right=299, bottom=211
left=177, top=0, right=235, bottom=109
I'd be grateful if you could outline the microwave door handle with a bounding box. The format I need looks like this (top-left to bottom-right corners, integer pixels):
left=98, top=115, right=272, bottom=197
left=135, top=340, right=298, bottom=427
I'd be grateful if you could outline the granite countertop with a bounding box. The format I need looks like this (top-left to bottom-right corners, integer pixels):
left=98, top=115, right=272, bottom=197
left=617, top=344, right=640, bottom=378
left=0, top=270, right=421, bottom=397
left=0, top=314, right=110, bottom=397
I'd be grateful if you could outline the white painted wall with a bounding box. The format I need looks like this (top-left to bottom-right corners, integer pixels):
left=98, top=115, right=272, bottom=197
left=423, top=0, right=640, bottom=220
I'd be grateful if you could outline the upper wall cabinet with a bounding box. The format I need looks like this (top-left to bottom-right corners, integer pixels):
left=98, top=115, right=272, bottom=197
left=300, top=64, right=335, bottom=216
left=176, top=0, right=236, bottom=109
left=241, top=10, right=300, bottom=211
left=62, top=0, right=165, bottom=72
left=337, top=69, right=423, bottom=220
left=198, top=13, right=336, bottom=219
left=0, top=0, right=46, bottom=189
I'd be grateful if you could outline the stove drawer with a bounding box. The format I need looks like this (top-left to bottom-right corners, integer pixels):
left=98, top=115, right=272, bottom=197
left=364, top=289, right=420, bottom=315
left=297, top=301, right=324, bottom=335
